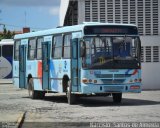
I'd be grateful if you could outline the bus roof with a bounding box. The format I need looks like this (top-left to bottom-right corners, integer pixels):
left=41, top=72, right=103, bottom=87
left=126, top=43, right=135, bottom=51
left=0, top=39, right=14, bottom=45
left=14, top=22, right=137, bottom=40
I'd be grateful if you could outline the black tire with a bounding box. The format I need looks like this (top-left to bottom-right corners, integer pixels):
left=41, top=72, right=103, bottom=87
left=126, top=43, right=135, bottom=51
left=66, top=81, right=76, bottom=105
left=112, top=93, right=122, bottom=103
left=28, top=78, right=41, bottom=99
left=38, top=91, right=45, bottom=99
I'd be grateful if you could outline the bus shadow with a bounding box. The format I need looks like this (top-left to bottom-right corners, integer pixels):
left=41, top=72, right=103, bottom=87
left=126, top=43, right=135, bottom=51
left=43, top=95, right=68, bottom=103
left=77, top=97, right=160, bottom=107
left=22, top=95, right=68, bottom=104
left=42, top=95, right=160, bottom=107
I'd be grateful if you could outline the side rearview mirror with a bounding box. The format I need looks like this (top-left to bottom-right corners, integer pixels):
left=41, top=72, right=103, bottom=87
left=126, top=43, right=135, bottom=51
left=80, top=41, right=86, bottom=57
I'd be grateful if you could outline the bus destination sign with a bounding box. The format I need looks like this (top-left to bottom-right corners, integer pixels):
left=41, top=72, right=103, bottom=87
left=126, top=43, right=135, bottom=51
left=84, top=25, right=138, bottom=35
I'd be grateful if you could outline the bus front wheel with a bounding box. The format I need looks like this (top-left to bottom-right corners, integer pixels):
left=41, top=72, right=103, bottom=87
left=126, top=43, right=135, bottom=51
left=66, top=81, right=76, bottom=105
left=112, top=93, right=122, bottom=103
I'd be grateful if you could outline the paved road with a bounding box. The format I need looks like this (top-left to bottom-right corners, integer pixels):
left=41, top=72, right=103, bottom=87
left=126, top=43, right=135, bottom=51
left=0, top=83, right=160, bottom=128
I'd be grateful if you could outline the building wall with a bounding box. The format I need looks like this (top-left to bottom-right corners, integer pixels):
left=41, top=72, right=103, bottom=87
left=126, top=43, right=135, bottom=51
left=159, top=0, right=160, bottom=35
left=141, top=36, right=160, bottom=89
left=80, top=0, right=159, bottom=36
left=61, top=0, right=159, bottom=35
left=141, top=63, right=160, bottom=89
left=59, top=0, right=70, bottom=26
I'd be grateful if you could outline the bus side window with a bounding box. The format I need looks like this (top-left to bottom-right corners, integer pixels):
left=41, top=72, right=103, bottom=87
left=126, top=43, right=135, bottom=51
left=14, top=40, right=20, bottom=61
left=2, top=45, right=13, bottom=57
left=52, top=35, right=63, bottom=59
left=63, top=34, right=71, bottom=59
left=37, top=37, right=43, bottom=60
left=28, top=38, right=36, bottom=60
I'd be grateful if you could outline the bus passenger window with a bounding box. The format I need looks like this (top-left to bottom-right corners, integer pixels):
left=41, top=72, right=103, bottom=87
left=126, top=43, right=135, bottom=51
left=63, top=34, right=71, bottom=59
left=37, top=38, right=43, bottom=60
left=14, top=40, right=20, bottom=61
left=2, top=45, right=13, bottom=57
left=52, top=35, right=62, bottom=59
left=28, top=39, right=36, bottom=60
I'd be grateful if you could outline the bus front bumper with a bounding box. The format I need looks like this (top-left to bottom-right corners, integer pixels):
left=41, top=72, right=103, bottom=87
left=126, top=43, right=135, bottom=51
left=78, top=83, right=142, bottom=95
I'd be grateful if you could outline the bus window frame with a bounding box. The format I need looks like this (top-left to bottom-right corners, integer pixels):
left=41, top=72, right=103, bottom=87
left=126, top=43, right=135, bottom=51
left=14, top=40, right=21, bottom=61
left=36, top=37, right=44, bottom=60
left=28, top=38, right=37, bottom=60
left=52, top=34, right=63, bottom=59
left=63, top=33, right=72, bottom=59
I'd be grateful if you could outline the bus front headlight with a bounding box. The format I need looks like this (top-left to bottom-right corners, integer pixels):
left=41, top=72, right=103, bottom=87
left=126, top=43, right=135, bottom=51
left=82, top=78, right=88, bottom=83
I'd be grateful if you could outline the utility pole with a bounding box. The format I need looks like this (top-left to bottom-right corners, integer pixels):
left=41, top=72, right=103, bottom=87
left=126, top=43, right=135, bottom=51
left=0, top=9, right=2, bottom=21
left=24, top=11, right=27, bottom=27
left=0, top=9, right=4, bottom=30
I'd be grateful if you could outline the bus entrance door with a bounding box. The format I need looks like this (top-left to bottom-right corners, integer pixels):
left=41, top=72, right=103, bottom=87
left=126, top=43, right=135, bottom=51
left=42, top=42, right=50, bottom=90
left=19, top=45, right=26, bottom=88
left=71, top=38, right=80, bottom=92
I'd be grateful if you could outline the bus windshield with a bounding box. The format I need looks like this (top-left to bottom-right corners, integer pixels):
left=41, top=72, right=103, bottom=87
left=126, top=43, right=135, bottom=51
left=82, top=36, right=141, bottom=69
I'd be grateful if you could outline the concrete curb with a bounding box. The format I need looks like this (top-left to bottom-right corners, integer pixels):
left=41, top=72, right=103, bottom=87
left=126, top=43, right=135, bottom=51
left=0, top=79, right=13, bottom=84
left=16, top=112, right=26, bottom=128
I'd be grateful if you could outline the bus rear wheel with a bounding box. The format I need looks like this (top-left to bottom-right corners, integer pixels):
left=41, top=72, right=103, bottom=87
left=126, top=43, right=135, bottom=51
left=112, top=93, right=122, bottom=103
left=66, top=81, right=76, bottom=105
left=28, top=78, right=45, bottom=99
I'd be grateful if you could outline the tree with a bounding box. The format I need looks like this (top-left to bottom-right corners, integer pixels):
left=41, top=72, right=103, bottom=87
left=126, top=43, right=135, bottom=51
left=0, top=26, right=15, bottom=41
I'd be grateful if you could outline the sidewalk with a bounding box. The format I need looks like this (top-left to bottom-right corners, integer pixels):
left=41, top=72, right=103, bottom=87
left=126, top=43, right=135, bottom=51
left=0, top=82, right=25, bottom=128
left=0, top=79, right=13, bottom=84
left=0, top=112, right=25, bottom=128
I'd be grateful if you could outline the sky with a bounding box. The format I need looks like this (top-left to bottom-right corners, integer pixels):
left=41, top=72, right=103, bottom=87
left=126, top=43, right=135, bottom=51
left=0, top=0, right=60, bottom=31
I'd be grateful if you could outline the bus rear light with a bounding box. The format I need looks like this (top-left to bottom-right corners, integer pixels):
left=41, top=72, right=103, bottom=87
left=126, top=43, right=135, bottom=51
left=130, top=85, right=140, bottom=90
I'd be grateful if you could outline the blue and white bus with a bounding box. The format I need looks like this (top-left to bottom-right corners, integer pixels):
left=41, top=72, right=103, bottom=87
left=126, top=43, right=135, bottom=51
left=13, top=23, right=142, bottom=104
left=0, top=39, right=14, bottom=79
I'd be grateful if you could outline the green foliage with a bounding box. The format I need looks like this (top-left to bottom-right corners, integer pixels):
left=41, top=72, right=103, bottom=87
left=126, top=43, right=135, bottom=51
left=0, top=26, right=15, bottom=41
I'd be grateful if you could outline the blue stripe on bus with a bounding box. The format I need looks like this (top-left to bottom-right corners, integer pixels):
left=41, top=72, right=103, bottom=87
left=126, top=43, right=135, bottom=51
left=50, top=61, right=58, bottom=91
